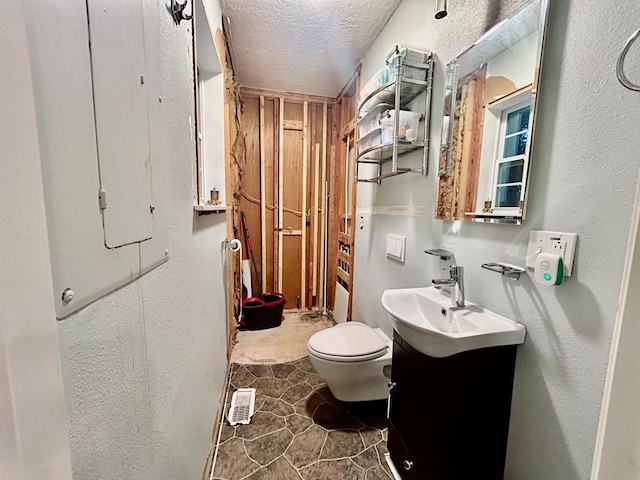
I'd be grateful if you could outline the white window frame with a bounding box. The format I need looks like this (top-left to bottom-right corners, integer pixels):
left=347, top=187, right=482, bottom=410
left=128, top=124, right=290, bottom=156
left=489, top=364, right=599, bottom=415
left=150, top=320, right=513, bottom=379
left=192, top=0, right=223, bottom=208
left=490, top=96, right=533, bottom=213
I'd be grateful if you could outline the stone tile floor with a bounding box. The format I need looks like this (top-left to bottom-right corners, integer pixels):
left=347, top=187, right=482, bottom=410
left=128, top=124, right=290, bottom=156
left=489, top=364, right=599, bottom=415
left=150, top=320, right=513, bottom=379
left=212, top=357, right=393, bottom=480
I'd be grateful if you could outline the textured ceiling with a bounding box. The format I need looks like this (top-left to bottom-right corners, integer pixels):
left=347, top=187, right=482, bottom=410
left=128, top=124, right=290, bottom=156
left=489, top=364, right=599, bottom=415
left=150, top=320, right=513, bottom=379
left=220, top=0, right=403, bottom=97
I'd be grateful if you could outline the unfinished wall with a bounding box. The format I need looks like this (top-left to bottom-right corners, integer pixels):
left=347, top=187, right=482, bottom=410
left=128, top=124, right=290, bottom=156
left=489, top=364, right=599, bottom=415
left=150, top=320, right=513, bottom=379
left=23, top=0, right=230, bottom=478
left=353, top=0, right=640, bottom=479
left=238, top=90, right=334, bottom=309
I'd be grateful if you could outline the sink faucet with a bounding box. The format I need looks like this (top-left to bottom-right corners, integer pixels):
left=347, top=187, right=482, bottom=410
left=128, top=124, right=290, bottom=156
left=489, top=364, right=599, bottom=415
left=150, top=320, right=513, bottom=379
left=432, top=266, right=465, bottom=307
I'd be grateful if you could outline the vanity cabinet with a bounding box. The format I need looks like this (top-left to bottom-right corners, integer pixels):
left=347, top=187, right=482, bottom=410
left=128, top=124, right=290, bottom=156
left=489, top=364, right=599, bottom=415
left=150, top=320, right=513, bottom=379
left=387, top=331, right=518, bottom=479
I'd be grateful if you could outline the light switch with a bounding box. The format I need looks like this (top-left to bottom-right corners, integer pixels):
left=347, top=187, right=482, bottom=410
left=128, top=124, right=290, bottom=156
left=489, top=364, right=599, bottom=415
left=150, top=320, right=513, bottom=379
left=386, top=234, right=406, bottom=263
left=386, top=237, right=396, bottom=256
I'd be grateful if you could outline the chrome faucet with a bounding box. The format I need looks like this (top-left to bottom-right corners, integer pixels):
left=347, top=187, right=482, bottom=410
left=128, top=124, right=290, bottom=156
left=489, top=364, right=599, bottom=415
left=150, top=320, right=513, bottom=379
left=432, top=266, right=465, bottom=307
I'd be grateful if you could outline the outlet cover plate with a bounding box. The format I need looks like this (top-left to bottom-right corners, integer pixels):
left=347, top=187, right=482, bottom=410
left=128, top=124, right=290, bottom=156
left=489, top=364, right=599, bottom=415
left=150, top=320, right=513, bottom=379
left=526, top=231, right=578, bottom=276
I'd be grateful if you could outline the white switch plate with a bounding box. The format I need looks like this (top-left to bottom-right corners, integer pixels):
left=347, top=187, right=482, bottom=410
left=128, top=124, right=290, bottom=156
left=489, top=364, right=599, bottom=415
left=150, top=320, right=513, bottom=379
left=386, top=233, right=406, bottom=263
left=526, top=231, right=578, bottom=276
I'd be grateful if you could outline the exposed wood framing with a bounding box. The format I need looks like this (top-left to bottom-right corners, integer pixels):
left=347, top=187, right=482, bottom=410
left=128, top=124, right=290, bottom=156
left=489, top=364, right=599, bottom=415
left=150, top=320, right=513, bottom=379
left=215, top=27, right=243, bottom=355
left=283, top=119, right=303, bottom=131
left=242, top=86, right=335, bottom=106
left=326, top=143, right=338, bottom=310
left=341, top=117, right=357, bottom=139
left=312, top=145, right=320, bottom=297
left=273, top=99, right=280, bottom=292
left=346, top=69, right=361, bottom=322
left=301, top=102, right=308, bottom=309
left=464, top=67, right=487, bottom=215
left=236, top=89, right=335, bottom=312
left=259, top=96, right=267, bottom=291
left=318, top=103, right=328, bottom=309
left=278, top=97, right=284, bottom=292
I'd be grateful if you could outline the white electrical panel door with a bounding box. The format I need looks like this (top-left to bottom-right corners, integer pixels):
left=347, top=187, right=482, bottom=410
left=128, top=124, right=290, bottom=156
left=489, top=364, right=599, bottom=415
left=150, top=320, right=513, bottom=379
left=88, top=0, right=154, bottom=248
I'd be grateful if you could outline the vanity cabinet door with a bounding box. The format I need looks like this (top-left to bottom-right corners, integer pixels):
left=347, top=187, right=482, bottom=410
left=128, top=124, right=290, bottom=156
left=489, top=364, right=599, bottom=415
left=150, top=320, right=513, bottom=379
left=388, top=332, right=518, bottom=480
left=389, top=338, right=456, bottom=478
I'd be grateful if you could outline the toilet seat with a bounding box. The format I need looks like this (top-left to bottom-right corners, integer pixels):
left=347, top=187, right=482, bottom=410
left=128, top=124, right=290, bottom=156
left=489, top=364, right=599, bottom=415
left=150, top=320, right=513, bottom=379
left=308, top=322, right=388, bottom=362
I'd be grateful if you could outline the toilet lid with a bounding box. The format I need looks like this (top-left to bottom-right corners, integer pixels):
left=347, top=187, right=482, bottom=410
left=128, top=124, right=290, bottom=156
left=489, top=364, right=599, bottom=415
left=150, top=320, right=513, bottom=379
left=308, top=322, right=388, bottom=361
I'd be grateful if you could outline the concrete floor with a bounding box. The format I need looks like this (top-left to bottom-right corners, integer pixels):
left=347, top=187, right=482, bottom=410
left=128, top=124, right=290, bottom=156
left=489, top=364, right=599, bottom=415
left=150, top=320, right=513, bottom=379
left=212, top=358, right=392, bottom=480
left=231, top=311, right=334, bottom=364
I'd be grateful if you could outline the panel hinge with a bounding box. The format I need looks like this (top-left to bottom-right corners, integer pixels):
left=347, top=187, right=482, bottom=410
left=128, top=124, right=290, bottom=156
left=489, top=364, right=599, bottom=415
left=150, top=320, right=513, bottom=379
left=98, top=189, right=107, bottom=210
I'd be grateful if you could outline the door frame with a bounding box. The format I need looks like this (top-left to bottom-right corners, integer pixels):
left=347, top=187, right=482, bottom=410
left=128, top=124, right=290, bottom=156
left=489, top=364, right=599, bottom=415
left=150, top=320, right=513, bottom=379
left=591, top=169, right=640, bottom=479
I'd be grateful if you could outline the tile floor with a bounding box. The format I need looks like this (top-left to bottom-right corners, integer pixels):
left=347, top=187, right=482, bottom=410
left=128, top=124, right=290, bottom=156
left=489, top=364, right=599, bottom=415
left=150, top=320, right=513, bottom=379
left=212, top=357, right=393, bottom=480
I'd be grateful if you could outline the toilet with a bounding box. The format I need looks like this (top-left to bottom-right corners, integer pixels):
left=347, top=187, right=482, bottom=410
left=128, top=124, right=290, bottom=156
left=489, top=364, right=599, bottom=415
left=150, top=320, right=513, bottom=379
left=307, top=321, right=392, bottom=402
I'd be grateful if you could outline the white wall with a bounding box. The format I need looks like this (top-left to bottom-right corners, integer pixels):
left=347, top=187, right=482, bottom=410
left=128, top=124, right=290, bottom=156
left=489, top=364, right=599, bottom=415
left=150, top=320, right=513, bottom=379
left=21, top=0, right=229, bottom=479
left=592, top=176, right=640, bottom=479
left=353, top=1, right=640, bottom=478
left=487, top=31, right=538, bottom=89
left=0, top=3, right=72, bottom=479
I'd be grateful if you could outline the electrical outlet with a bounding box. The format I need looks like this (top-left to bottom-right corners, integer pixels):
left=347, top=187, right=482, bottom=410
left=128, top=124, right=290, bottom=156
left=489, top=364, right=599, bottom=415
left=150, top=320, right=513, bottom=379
left=527, top=231, right=577, bottom=277
left=552, top=241, right=566, bottom=254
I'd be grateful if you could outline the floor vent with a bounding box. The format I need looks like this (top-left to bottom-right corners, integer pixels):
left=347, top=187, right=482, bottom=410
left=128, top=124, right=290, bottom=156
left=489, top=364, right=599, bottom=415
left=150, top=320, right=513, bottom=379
left=228, top=388, right=256, bottom=426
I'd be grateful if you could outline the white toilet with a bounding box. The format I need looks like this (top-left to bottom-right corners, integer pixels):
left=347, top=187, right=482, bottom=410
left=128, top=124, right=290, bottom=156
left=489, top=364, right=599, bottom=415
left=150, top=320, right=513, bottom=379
left=307, top=321, right=392, bottom=402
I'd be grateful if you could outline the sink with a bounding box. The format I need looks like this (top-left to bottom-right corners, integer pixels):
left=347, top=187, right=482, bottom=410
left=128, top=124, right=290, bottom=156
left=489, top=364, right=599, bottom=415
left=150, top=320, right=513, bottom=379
left=381, top=286, right=526, bottom=357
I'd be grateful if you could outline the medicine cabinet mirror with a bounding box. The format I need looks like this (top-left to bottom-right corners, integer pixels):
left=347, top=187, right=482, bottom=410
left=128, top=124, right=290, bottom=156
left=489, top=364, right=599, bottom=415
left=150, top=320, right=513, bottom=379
left=436, top=0, right=549, bottom=225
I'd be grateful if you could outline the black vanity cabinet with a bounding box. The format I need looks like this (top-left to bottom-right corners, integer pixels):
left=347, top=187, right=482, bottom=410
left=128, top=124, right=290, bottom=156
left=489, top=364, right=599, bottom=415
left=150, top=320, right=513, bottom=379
left=387, top=332, right=518, bottom=479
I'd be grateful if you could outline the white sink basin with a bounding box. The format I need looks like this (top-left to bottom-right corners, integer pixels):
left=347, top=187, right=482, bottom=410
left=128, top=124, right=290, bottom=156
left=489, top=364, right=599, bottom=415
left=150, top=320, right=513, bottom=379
left=381, top=286, right=526, bottom=357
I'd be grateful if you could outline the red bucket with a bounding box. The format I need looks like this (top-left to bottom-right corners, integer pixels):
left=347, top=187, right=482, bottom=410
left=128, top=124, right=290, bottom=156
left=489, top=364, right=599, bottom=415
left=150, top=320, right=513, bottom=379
left=240, top=292, right=286, bottom=330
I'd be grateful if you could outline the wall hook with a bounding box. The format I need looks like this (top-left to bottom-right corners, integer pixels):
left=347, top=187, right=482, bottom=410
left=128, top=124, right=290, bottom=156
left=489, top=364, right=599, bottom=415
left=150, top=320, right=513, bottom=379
left=167, top=0, right=191, bottom=25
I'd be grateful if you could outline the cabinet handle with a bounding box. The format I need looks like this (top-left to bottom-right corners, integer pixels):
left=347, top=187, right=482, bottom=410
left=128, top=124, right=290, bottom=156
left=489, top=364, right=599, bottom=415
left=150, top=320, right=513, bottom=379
left=403, top=460, right=414, bottom=471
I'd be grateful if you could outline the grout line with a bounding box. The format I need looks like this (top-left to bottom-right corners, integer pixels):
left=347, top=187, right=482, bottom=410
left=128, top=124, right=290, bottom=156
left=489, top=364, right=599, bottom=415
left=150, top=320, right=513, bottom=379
left=242, top=426, right=288, bottom=443
left=283, top=456, right=304, bottom=480
left=317, top=428, right=329, bottom=463
left=241, top=439, right=263, bottom=470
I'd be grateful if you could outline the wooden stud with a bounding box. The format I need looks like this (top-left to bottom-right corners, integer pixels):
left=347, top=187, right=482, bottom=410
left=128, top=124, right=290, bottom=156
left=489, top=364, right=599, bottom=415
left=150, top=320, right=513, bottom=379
left=301, top=101, right=308, bottom=309
left=344, top=136, right=350, bottom=234
left=259, top=96, right=267, bottom=293
left=326, top=143, right=338, bottom=311
left=318, top=103, right=328, bottom=309
left=346, top=69, right=360, bottom=321
left=312, top=144, right=320, bottom=297
left=273, top=99, right=280, bottom=291
left=215, top=27, right=237, bottom=358
left=466, top=67, right=488, bottom=215
left=458, top=80, right=475, bottom=216
left=241, top=86, right=336, bottom=106
left=278, top=97, right=284, bottom=292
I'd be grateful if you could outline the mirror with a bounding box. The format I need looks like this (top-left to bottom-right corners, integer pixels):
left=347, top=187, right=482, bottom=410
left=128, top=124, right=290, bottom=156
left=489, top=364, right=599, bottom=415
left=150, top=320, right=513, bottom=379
left=436, top=0, right=549, bottom=225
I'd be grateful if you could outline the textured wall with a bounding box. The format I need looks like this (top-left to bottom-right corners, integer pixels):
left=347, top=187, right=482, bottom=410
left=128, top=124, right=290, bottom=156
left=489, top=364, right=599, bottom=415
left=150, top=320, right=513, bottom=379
left=353, top=1, right=640, bottom=479
left=55, top=1, right=229, bottom=479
